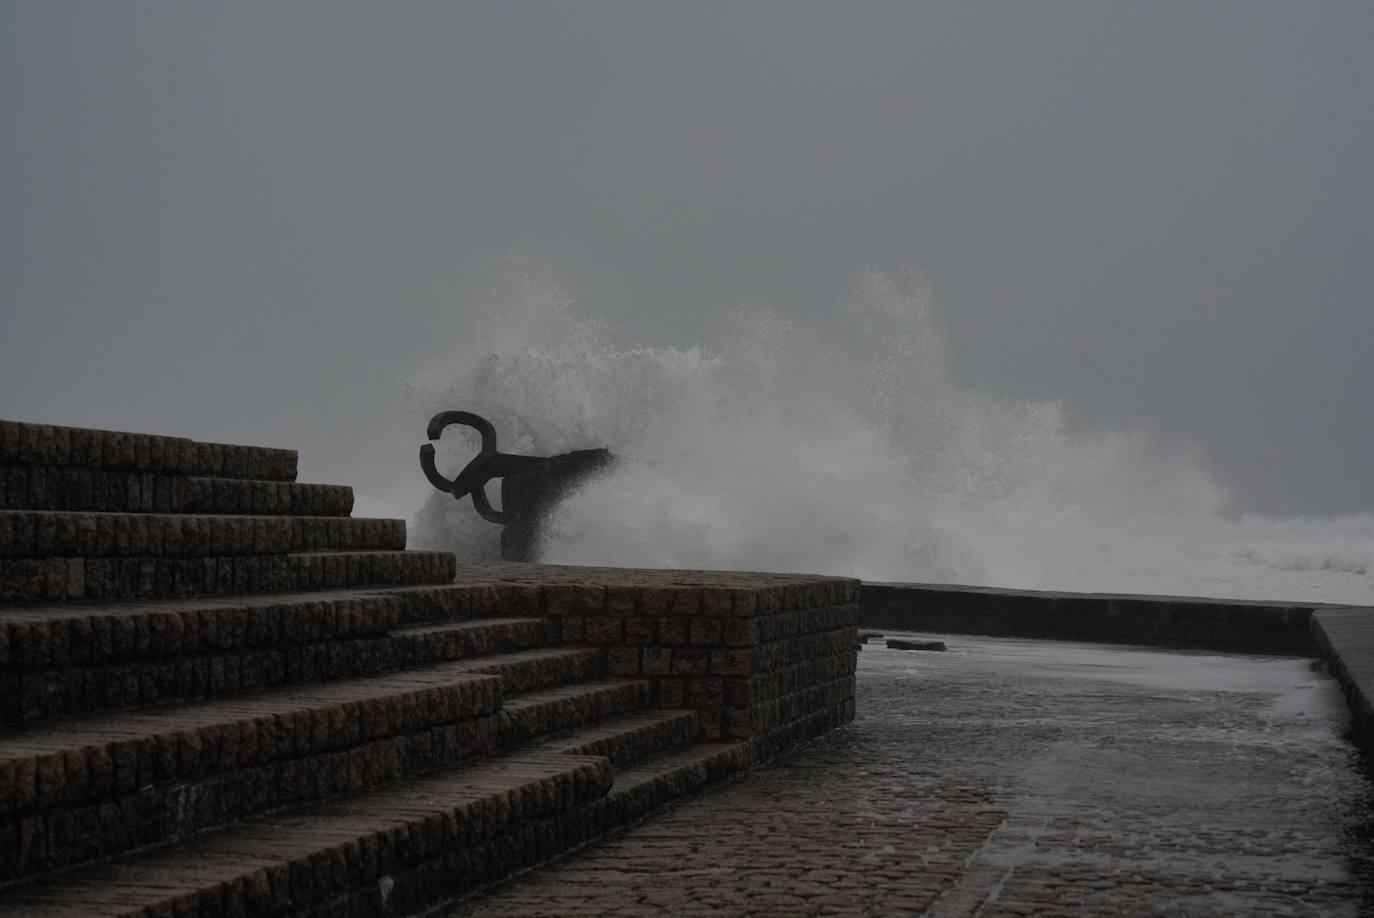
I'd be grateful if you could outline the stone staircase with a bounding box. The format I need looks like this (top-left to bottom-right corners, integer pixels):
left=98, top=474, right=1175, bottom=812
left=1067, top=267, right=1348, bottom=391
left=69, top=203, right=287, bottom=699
left=0, top=421, right=835, bottom=917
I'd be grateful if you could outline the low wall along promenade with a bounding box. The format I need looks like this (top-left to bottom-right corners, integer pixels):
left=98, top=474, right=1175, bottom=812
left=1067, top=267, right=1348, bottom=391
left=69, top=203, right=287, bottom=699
left=860, top=581, right=1332, bottom=655
left=0, top=419, right=856, bottom=917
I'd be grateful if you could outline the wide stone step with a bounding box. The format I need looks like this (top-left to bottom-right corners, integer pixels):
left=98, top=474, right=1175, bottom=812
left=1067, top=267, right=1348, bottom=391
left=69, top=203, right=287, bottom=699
left=0, top=584, right=525, bottom=671
left=0, top=511, right=405, bottom=558
left=497, top=680, right=654, bottom=747
left=532, top=708, right=702, bottom=768
left=0, top=466, right=353, bottom=516
left=0, top=664, right=502, bottom=881
left=0, top=708, right=735, bottom=916
left=389, top=618, right=553, bottom=668
left=2, top=618, right=553, bottom=727
left=449, top=741, right=753, bottom=914
left=604, top=742, right=751, bottom=824
left=0, top=663, right=643, bottom=882
left=0, top=751, right=615, bottom=916
left=0, top=589, right=547, bottom=726
left=447, top=647, right=603, bottom=695
left=0, top=421, right=297, bottom=482
left=0, top=549, right=457, bottom=603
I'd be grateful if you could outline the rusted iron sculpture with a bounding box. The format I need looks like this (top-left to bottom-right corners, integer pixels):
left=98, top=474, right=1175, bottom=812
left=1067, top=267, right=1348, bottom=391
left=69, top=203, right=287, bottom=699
left=420, top=411, right=611, bottom=561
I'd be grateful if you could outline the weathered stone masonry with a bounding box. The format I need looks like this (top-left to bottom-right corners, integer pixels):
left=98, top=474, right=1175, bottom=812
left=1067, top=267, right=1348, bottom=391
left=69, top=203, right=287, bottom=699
left=0, top=419, right=857, bottom=917
left=455, top=563, right=858, bottom=751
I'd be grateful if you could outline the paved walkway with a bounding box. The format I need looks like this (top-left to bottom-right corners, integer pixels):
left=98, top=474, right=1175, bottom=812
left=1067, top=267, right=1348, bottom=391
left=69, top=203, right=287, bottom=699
left=454, top=634, right=1374, bottom=916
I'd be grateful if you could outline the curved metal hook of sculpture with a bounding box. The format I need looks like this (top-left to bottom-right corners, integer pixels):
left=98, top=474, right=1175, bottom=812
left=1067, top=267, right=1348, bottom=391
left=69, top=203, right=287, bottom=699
left=419, top=411, right=541, bottom=524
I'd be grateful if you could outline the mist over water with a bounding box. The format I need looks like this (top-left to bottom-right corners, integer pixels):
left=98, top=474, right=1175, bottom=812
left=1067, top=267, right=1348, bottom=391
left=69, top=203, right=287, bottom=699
left=410, top=263, right=1374, bottom=605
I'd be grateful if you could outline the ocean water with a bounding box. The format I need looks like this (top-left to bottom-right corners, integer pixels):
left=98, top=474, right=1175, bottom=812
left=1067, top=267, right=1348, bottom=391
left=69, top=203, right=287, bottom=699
left=408, top=264, right=1373, bottom=607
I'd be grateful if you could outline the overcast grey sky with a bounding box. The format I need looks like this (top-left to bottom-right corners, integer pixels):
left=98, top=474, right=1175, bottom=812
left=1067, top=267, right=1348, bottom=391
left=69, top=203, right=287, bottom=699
left=3, top=2, right=1371, bottom=517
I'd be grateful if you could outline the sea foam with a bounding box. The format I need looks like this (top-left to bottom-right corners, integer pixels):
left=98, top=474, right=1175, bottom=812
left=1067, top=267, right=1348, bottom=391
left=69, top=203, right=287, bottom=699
left=409, top=262, right=1374, bottom=605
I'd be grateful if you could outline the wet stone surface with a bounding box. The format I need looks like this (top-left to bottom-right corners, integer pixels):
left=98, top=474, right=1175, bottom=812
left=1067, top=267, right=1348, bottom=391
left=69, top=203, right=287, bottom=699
left=456, top=634, right=1374, bottom=916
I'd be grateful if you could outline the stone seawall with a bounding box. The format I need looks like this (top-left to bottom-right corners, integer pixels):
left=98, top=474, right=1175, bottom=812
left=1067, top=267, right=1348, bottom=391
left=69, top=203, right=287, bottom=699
left=861, top=581, right=1334, bottom=655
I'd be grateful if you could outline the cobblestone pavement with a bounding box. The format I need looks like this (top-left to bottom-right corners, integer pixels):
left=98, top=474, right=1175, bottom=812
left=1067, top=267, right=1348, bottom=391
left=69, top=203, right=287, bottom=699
left=454, top=634, right=1374, bottom=916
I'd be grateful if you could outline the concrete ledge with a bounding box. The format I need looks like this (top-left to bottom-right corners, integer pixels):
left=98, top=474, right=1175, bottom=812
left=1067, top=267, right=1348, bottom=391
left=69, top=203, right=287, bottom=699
left=860, top=581, right=1347, bottom=655
left=1312, top=608, right=1374, bottom=753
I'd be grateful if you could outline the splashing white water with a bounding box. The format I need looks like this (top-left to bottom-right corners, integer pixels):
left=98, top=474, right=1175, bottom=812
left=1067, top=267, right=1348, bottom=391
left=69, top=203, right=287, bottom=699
left=408, top=262, right=1374, bottom=605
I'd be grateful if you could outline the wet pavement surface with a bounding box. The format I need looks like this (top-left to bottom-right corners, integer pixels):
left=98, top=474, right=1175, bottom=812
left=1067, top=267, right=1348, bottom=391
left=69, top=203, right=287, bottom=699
left=455, top=634, right=1374, bottom=916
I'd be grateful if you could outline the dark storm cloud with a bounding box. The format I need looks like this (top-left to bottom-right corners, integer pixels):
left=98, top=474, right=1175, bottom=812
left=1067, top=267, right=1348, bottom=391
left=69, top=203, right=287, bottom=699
left=2, top=2, right=1371, bottom=515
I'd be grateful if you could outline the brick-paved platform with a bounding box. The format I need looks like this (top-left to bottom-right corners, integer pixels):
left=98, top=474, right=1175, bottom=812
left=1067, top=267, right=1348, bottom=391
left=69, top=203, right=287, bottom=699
left=456, top=633, right=1374, bottom=917
left=0, top=420, right=862, bottom=916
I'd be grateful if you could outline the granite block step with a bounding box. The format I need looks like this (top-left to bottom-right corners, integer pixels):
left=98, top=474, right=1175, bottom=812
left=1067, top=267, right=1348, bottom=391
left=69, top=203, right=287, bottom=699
left=603, top=742, right=751, bottom=824
left=0, top=633, right=589, bottom=736
left=389, top=618, right=553, bottom=668
left=2, top=618, right=552, bottom=727
left=0, top=664, right=502, bottom=880
left=0, top=422, right=297, bottom=482
left=0, top=664, right=646, bottom=880
left=0, top=550, right=457, bottom=603
left=531, top=708, right=702, bottom=768
left=0, top=511, right=406, bottom=559
left=448, top=647, right=603, bottom=695
left=0, top=706, right=735, bottom=915
left=0, top=751, right=615, bottom=916
left=497, top=680, right=654, bottom=747
left=0, top=586, right=489, bottom=672
left=0, top=590, right=549, bottom=726
left=0, top=466, right=352, bottom=516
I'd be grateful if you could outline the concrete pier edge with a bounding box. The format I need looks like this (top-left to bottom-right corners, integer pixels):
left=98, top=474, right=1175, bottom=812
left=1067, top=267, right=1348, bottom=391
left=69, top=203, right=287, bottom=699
left=1312, top=609, right=1374, bottom=755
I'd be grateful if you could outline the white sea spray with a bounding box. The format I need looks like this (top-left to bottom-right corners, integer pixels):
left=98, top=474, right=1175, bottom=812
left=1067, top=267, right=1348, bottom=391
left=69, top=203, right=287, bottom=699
left=408, top=261, right=1374, bottom=605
